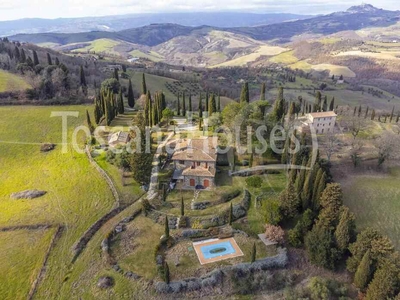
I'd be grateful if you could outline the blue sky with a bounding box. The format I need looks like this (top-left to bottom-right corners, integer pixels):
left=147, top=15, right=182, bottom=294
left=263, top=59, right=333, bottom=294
left=0, top=0, right=398, bottom=21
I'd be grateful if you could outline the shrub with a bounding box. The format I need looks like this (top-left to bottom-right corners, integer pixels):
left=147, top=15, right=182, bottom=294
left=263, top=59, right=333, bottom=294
left=191, top=219, right=202, bottom=229
left=264, top=199, right=282, bottom=225
left=264, top=224, right=285, bottom=244
left=106, top=149, right=116, bottom=163
left=220, top=189, right=241, bottom=203
left=309, top=277, right=331, bottom=300
left=288, top=223, right=303, bottom=247
left=245, top=176, right=263, bottom=188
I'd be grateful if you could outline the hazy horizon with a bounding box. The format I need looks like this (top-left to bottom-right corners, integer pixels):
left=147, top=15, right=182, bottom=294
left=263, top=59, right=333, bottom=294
left=0, top=1, right=398, bottom=22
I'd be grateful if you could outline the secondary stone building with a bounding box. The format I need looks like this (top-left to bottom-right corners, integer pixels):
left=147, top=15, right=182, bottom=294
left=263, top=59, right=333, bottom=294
left=301, top=111, right=337, bottom=134
left=172, top=136, right=218, bottom=189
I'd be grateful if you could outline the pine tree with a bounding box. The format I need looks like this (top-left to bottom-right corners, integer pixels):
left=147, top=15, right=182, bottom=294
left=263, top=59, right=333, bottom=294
left=329, top=97, right=335, bottom=111
left=334, top=206, right=355, bottom=253
left=165, top=215, right=170, bottom=238
left=79, top=65, right=87, bottom=87
left=354, top=250, right=373, bottom=291
left=251, top=242, right=256, bottom=263
left=127, top=79, right=135, bottom=108
left=240, top=82, right=250, bottom=104
left=260, top=82, right=266, bottom=101
left=118, top=89, right=124, bottom=114
left=209, top=94, right=216, bottom=115
left=141, top=73, right=147, bottom=95
left=46, top=53, right=52, bottom=65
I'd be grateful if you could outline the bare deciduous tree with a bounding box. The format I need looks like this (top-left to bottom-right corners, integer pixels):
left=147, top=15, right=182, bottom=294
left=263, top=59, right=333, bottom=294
left=323, top=130, right=340, bottom=162
left=374, top=132, right=400, bottom=166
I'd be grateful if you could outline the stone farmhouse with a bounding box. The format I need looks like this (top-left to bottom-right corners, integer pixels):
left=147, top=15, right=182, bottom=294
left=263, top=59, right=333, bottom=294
left=172, top=136, right=218, bottom=189
left=300, top=111, right=337, bottom=134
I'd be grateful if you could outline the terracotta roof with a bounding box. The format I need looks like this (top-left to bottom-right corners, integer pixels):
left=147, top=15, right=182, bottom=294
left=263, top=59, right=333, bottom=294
left=182, top=166, right=216, bottom=177
left=308, top=111, right=337, bottom=118
left=172, top=137, right=218, bottom=162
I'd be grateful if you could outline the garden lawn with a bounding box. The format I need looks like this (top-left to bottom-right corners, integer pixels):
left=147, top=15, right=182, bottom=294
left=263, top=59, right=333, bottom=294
left=341, top=167, right=400, bottom=250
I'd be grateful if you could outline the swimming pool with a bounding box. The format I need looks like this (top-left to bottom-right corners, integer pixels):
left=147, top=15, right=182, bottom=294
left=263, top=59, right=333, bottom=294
left=200, top=240, right=236, bottom=259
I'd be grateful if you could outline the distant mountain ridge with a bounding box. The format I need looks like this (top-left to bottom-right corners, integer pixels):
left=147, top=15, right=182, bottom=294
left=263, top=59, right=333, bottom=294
left=8, top=4, right=400, bottom=47
left=0, top=12, right=312, bottom=37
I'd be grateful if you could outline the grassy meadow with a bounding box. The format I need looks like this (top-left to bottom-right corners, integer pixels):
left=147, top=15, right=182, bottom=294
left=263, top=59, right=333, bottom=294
left=0, top=106, right=116, bottom=299
left=341, top=167, right=400, bottom=250
left=0, top=69, right=31, bottom=92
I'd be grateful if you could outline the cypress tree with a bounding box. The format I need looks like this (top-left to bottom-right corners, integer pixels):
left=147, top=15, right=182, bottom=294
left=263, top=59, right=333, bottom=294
left=358, top=105, right=362, bottom=117
left=118, top=89, right=124, bottom=114
left=217, top=93, right=221, bottom=112
left=353, top=106, right=357, bottom=116
left=14, top=46, right=20, bottom=62
left=198, top=93, right=203, bottom=118
left=260, top=82, right=266, bottom=101
left=164, top=262, right=170, bottom=284
left=114, top=68, right=119, bottom=81
left=354, top=250, right=373, bottom=291
left=302, top=164, right=319, bottom=210
left=46, top=53, right=52, bottom=65
left=79, top=65, right=87, bottom=87
left=313, top=171, right=327, bottom=212
left=322, top=96, right=328, bottom=112
left=295, top=158, right=307, bottom=202
left=141, top=73, right=147, bottom=95
left=32, top=50, right=39, bottom=66
left=177, top=94, right=181, bottom=116
left=229, top=203, right=233, bottom=225
left=55, top=56, right=59, bottom=65
left=365, top=261, right=399, bottom=300
left=209, top=94, right=216, bottom=115
left=288, top=102, right=296, bottom=121
left=365, top=106, right=369, bottom=118
left=205, top=91, right=209, bottom=112
left=251, top=242, right=256, bottom=263
left=312, top=169, right=324, bottom=209
left=188, top=94, right=192, bottom=111
left=272, top=87, right=285, bottom=122
left=329, top=97, right=335, bottom=111
left=165, top=215, right=170, bottom=238
left=144, top=91, right=151, bottom=126
left=182, top=92, right=186, bottom=117
left=334, top=206, right=355, bottom=253
left=180, top=196, right=184, bottom=216
left=20, top=48, right=26, bottom=63
left=240, top=82, right=249, bottom=103
left=317, top=183, right=343, bottom=230
left=127, top=79, right=135, bottom=108
left=315, top=91, right=322, bottom=111
left=371, top=109, right=376, bottom=121
left=281, top=137, right=290, bottom=164
left=86, top=109, right=94, bottom=134
left=280, top=181, right=299, bottom=219
left=389, top=106, right=395, bottom=123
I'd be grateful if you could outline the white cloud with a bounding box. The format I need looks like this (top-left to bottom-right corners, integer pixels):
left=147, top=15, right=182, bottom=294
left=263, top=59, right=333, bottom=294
left=0, top=0, right=398, bottom=20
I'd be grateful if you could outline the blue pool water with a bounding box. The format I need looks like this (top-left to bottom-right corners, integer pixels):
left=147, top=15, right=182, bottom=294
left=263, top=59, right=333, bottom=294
left=200, top=241, right=236, bottom=259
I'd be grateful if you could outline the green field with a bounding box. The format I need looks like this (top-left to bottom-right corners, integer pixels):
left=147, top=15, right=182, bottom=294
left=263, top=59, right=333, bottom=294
left=0, top=228, right=56, bottom=300
left=341, top=167, right=400, bottom=250
left=72, top=38, right=121, bottom=55
left=129, top=50, right=164, bottom=62
left=0, top=70, right=31, bottom=92
left=0, top=106, right=116, bottom=299
left=128, top=71, right=176, bottom=101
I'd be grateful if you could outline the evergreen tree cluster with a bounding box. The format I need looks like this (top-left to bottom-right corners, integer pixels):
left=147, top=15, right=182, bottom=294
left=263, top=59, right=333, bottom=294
left=144, top=90, right=167, bottom=127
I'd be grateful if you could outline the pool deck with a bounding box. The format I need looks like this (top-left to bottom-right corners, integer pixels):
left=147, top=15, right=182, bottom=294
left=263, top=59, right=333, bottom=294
left=193, top=237, right=244, bottom=265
